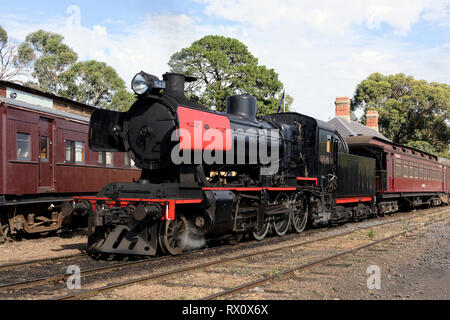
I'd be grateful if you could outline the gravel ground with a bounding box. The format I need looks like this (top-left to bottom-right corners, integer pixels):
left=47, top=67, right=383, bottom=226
left=0, top=207, right=448, bottom=300
left=0, top=231, right=87, bottom=264
left=234, top=218, right=450, bottom=300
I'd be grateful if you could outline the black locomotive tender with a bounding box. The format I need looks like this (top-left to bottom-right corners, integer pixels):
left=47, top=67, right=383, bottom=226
left=77, top=72, right=378, bottom=256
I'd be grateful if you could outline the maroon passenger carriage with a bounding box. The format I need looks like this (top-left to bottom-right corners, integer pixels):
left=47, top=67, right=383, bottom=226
left=346, top=136, right=450, bottom=214
left=0, top=96, right=140, bottom=241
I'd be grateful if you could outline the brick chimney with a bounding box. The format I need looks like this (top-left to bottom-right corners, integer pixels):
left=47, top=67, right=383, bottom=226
left=335, top=97, right=350, bottom=122
left=366, top=109, right=379, bottom=132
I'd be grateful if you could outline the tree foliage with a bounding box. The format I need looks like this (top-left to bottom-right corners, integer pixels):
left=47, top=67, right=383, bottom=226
left=352, top=73, right=450, bottom=155
left=23, top=30, right=78, bottom=93
left=12, top=29, right=136, bottom=110
left=60, top=60, right=135, bottom=109
left=0, top=26, right=34, bottom=81
left=168, top=35, right=292, bottom=115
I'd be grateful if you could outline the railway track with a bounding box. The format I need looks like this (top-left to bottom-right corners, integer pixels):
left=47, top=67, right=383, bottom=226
left=0, top=206, right=446, bottom=299
left=203, top=217, right=446, bottom=300
left=50, top=207, right=449, bottom=300
left=0, top=253, right=87, bottom=271
left=0, top=207, right=426, bottom=293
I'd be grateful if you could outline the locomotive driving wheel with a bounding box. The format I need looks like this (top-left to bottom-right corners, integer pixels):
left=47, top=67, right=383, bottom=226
left=272, top=193, right=291, bottom=237
left=252, top=217, right=270, bottom=241
left=159, top=215, right=189, bottom=255
left=290, top=194, right=308, bottom=234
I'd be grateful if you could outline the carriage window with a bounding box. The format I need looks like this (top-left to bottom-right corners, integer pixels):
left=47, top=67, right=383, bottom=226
left=395, top=160, right=402, bottom=178
left=98, top=152, right=103, bottom=164
left=65, top=140, right=74, bottom=163
left=16, top=133, right=31, bottom=161
left=419, top=168, right=423, bottom=179
left=403, top=164, right=409, bottom=178
left=414, top=167, right=419, bottom=179
left=98, top=152, right=113, bottom=166
left=39, top=136, right=49, bottom=162
left=105, top=152, right=113, bottom=167
left=124, top=153, right=135, bottom=168
left=75, top=142, right=84, bottom=164
left=409, top=165, right=414, bottom=178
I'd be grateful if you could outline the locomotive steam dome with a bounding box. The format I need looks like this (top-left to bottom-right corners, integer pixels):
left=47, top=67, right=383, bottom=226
left=226, top=95, right=257, bottom=121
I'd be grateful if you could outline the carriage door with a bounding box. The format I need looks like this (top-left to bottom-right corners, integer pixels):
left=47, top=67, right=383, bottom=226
left=38, top=118, right=54, bottom=190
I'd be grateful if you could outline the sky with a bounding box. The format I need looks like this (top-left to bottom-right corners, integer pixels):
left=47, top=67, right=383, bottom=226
left=0, top=0, right=449, bottom=121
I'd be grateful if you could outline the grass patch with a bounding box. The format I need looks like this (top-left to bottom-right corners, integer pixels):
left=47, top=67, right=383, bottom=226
left=368, top=228, right=375, bottom=240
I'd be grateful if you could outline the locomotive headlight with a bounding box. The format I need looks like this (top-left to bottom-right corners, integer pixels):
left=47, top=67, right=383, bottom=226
left=132, top=73, right=149, bottom=95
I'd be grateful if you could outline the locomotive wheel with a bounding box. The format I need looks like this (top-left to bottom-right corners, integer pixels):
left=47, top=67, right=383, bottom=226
left=159, top=216, right=189, bottom=256
left=252, top=217, right=270, bottom=241
left=291, top=194, right=308, bottom=234
left=272, top=193, right=291, bottom=237
left=273, top=214, right=290, bottom=236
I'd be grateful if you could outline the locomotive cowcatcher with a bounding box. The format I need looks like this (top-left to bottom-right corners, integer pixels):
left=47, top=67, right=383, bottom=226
left=76, top=71, right=378, bottom=256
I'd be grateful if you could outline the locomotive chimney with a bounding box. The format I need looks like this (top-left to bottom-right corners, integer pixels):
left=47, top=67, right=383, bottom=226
left=162, top=73, right=186, bottom=98
left=366, top=109, right=379, bottom=132
left=335, top=97, right=350, bottom=122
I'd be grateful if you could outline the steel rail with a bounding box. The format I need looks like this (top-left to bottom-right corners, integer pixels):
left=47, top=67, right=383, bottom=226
left=0, top=252, right=87, bottom=271
left=203, top=216, right=449, bottom=300
left=54, top=208, right=449, bottom=300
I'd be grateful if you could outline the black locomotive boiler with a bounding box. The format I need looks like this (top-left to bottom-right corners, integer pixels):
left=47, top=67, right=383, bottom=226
left=77, top=71, right=376, bottom=256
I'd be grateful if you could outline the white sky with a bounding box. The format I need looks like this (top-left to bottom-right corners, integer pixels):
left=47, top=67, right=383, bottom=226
left=0, top=0, right=449, bottom=121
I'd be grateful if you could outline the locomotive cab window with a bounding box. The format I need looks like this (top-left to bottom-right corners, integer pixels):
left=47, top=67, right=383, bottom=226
left=326, top=135, right=332, bottom=153
left=16, top=133, right=31, bottom=161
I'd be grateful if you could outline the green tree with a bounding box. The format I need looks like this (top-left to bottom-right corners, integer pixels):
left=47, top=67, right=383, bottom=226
left=0, top=26, right=34, bottom=81
left=23, top=30, right=78, bottom=93
left=108, top=88, right=137, bottom=111
left=20, top=30, right=135, bottom=111
left=60, top=60, right=135, bottom=109
left=352, top=73, right=450, bottom=154
left=168, top=35, right=292, bottom=115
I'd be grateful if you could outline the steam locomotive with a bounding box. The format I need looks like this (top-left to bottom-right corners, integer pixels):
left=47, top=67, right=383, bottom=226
left=76, top=71, right=447, bottom=256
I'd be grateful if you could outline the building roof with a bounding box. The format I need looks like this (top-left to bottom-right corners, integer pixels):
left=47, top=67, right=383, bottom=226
left=346, top=135, right=438, bottom=161
left=328, top=116, right=389, bottom=141
left=0, top=80, right=96, bottom=112
left=0, top=96, right=90, bottom=123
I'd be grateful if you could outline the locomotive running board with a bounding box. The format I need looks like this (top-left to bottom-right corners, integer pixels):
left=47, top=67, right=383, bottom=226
left=90, top=224, right=158, bottom=256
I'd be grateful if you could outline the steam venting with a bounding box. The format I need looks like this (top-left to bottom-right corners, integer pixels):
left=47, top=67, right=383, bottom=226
left=181, top=233, right=207, bottom=252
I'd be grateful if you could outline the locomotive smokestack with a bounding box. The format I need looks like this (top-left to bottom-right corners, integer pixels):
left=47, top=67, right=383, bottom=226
left=163, top=73, right=187, bottom=98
